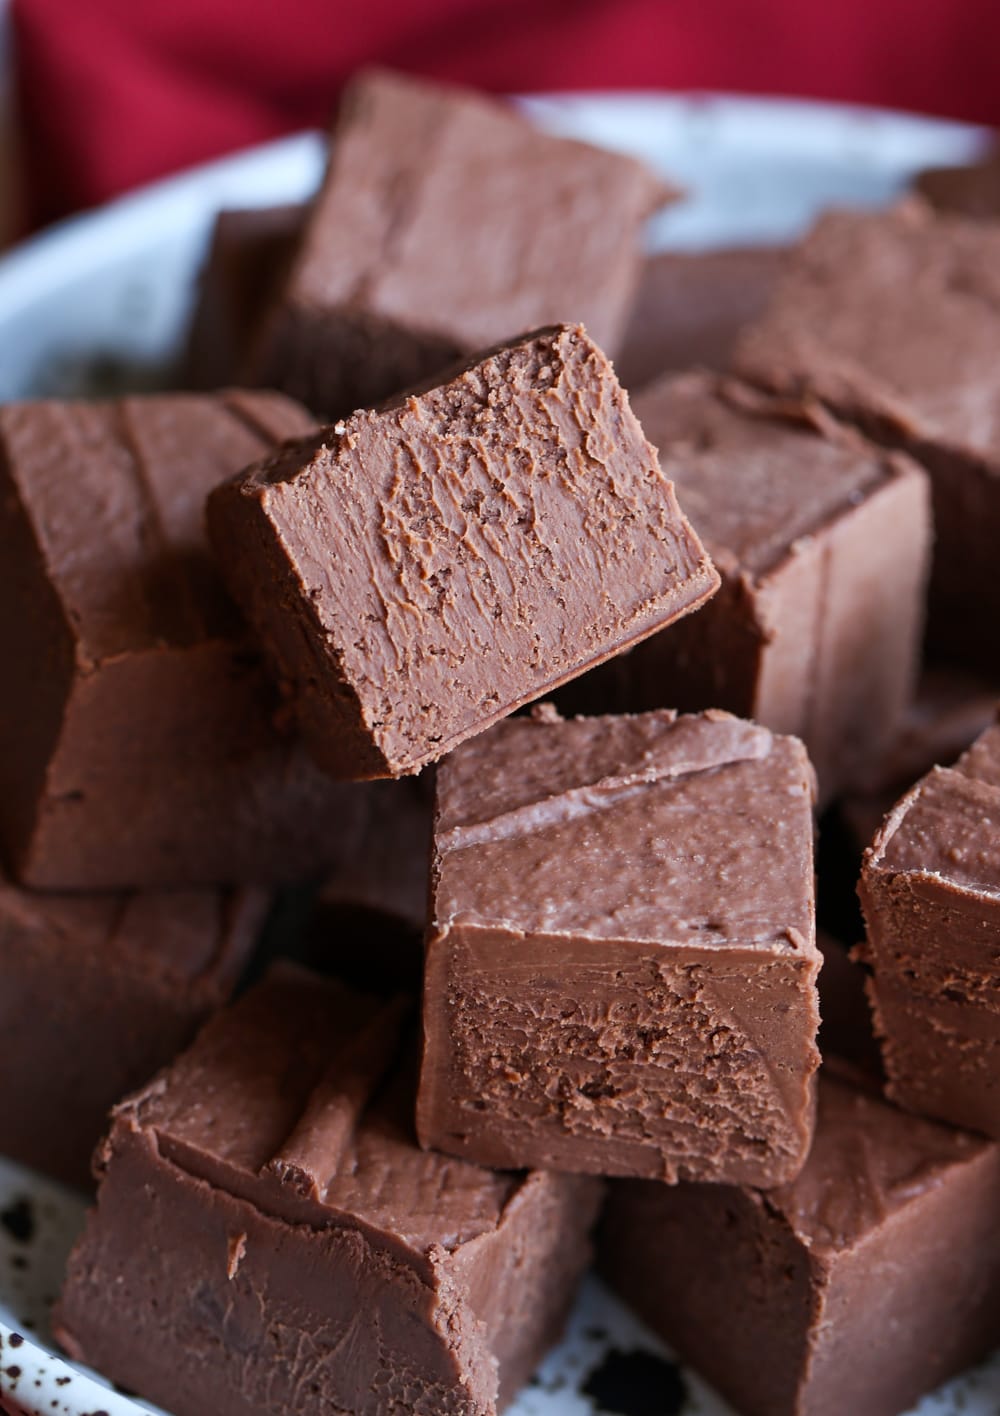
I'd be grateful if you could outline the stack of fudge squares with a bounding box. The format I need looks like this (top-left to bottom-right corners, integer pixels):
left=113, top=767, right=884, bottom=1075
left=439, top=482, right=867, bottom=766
left=5, top=66, right=1000, bottom=1416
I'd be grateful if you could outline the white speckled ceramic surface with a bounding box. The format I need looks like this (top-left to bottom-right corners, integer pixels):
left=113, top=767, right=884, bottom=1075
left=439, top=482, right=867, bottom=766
left=1, top=91, right=998, bottom=1416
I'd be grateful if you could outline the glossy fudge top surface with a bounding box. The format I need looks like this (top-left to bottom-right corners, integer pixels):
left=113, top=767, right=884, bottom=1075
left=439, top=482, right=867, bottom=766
left=285, top=68, right=668, bottom=353
left=0, top=390, right=314, bottom=664
left=870, top=723, right=1000, bottom=892
left=633, top=373, right=911, bottom=578
left=122, top=965, right=519, bottom=1258
left=434, top=707, right=817, bottom=951
left=770, top=1069, right=994, bottom=1255
left=734, top=201, right=1000, bottom=462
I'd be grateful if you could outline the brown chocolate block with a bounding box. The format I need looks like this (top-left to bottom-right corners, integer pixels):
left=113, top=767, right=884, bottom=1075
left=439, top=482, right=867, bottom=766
left=914, top=146, right=1000, bottom=217
left=840, top=667, right=999, bottom=851
left=209, top=325, right=719, bottom=780
left=858, top=721, right=1000, bottom=1137
left=309, top=776, right=433, bottom=993
left=734, top=201, right=1000, bottom=672
left=416, top=706, right=820, bottom=1186
left=0, top=872, right=264, bottom=1188
left=247, top=69, right=669, bottom=417
left=816, top=930, right=880, bottom=1075
left=598, top=1067, right=1000, bottom=1416
left=55, top=965, right=601, bottom=1416
left=0, top=389, right=370, bottom=890
left=615, top=245, right=787, bottom=391
left=559, top=374, right=930, bottom=804
left=187, top=204, right=305, bottom=390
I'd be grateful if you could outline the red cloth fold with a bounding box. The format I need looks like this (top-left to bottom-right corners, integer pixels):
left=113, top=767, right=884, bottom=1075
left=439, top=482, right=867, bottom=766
left=12, top=0, right=1000, bottom=228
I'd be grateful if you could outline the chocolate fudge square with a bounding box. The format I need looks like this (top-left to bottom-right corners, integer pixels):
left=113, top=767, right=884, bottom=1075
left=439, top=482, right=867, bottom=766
left=247, top=69, right=669, bottom=417
left=187, top=204, right=304, bottom=390
left=209, top=325, right=719, bottom=780
left=0, top=390, right=368, bottom=890
left=417, top=707, right=820, bottom=1186
left=55, top=965, right=601, bottom=1416
left=734, top=201, right=1000, bottom=672
left=914, top=148, right=1000, bottom=218
left=561, top=374, right=930, bottom=804
left=615, top=245, right=787, bottom=391
left=599, top=1067, right=1000, bottom=1416
left=1, top=871, right=264, bottom=1188
left=858, top=721, right=1000, bottom=1137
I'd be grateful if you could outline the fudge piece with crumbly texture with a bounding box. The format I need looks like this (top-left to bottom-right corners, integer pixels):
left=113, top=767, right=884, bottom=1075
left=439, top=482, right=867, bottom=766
left=559, top=372, right=930, bottom=804
left=1, top=873, right=265, bottom=1188
left=734, top=201, right=1000, bottom=672
left=55, top=965, right=601, bottom=1416
left=417, top=706, right=820, bottom=1186
left=859, top=721, right=1000, bottom=1137
left=599, top=1066, right=1000, bottom=1416
left=246, top=68, right=670, bottom=417
left=209, top=325, right=719, bottom=780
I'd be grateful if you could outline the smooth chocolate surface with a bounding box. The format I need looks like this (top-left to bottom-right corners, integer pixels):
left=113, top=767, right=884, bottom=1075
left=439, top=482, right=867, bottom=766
left=247, top=69, right=669, bottom=417
left=0, top=389, right=369, bottom=889
left=55, top=965, right=601, bottom=1416
left=187, top=204, right=305, bottom=390
left=209, top=324, right=719, bottom=780
left=914, top=147, right=1000, bottom=217
left=560, top=373, right=930, bottom=803
left=599, top=1067, right=1000, bottom=1416
left=417, top=706, right=820, bottom=1186
left=734, top=201, right=1000, bottom=671
left=615, top=246, right=787, bottom=391
left=0, top=872, right=264, bottom=1188
left=859, top=721, right=1000, bottom=1137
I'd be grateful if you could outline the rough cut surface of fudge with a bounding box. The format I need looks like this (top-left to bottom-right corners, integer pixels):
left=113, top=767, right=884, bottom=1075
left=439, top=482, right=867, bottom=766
left=615, top=245, right=786, bottom=391
left=0, top=389, right=369, bottom=889
left=209, top=325, right=719, bottom=780
left=734, top=201, right=1000, bottom=672
left=914, top=148, right=1000, bottom=217
left=55, top=965, right=601, bottom=1416
left=0, top=871, right=264, bottom=1188
left=417, top=706, right=821, bottom=1186
left=560, top=373, right=930, bottom=803
left=247, top=69, right=669, bottom=417
left=858, top=721, right=1000, bottom=1137
left=187, top=204, right=304, bottom=390
left=840, top=668, right=999, bottom=850
left=599, top=1066, right=1000, bottom=1416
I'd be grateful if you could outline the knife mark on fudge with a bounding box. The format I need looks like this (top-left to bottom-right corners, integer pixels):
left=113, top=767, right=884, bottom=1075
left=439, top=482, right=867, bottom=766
left=246, top=69, right=672, bottom=418
left=0, top=389, right=370, bottom=889
left=54, top=965, right=602, bottom=1416
left=209, top=325, right=720, bottom=779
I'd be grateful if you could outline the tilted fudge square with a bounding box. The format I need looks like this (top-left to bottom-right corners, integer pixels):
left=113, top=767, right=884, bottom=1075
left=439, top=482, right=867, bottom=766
left=1, top=873, right=264, bottom=1188
left=615, top=246, right=787, bottom=392
left=187, top=204, right=305, bottom=390
left=734, top=201, right=1000, bottom=672
left=55, top=965, right=602, bottom=1416
left=598, top=1066, right=1000, bottom=1416
left=0, top=389, right=368, bottom=889
left=858, top=720, right=1000, bottom=1137
left=209, top=325, right=719, bottom=780
left=247, top=68, right=670, bottom=417
left=416, top=707, right=821, bottom=1186
left=559, top=374, right=930, bottom=804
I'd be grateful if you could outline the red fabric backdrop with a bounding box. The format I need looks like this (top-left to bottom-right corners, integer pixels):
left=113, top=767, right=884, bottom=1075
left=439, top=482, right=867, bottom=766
left=12, top=0, right=1000, bottom=228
